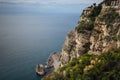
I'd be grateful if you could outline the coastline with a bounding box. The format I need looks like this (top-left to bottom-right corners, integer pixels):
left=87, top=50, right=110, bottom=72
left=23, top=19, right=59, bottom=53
left=36, top=52, right=61, bottom=76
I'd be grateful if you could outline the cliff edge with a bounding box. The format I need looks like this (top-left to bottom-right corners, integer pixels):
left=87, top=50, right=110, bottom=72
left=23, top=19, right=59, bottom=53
left=61, top=0, right=120, bottom=65
left=43, top=0, right=120, bottom=80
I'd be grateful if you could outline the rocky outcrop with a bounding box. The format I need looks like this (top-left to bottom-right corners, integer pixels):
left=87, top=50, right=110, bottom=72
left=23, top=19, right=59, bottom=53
left=104, top=0, right=120, bottom=7
left=46, top=52, right=61, bottom=69
left=60, top=1, right=120, bottom=65
left=41, top=1, right=120, bottom=80
left=36, top=64, right=45, bottom=75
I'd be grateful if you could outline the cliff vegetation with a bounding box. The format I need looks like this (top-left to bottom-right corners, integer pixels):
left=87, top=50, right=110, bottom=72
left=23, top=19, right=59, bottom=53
left=43, top=48, right=120, bottom=80
left=43, top=0, right=120, bottom=80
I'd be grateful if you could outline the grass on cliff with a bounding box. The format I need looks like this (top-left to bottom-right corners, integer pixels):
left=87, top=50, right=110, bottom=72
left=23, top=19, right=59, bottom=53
left=43, top=48, right=120, bottom=80
left=76, top=3, right=102, bottom=33
left=98, top=8, right=119, bottom=25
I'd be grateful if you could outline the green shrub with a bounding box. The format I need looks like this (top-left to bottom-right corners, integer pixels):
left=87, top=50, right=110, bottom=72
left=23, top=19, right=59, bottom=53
left=98, top=8, right=119, bottom=24
left=43, top=48, right=120, bottom=80
left=75, top=2, right=102, bottom=34
left=88, top=3, right=102, bottom=19
left=76, top=21, right=94, bottom=33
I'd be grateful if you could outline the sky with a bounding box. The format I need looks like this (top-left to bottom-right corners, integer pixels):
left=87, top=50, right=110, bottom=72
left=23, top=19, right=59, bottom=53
left=0, top=0, right=103, bottom=4
left=0, top=0, right=103, bottom=14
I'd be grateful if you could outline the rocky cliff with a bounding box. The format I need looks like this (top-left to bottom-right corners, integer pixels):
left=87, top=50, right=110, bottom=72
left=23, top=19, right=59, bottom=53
left=60, top=1, right=120, bottom=65
left=43, top=0, right=120, bottom=80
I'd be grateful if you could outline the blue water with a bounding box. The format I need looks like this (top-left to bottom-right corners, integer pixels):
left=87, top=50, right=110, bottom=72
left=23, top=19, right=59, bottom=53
left=0, top=13, right=80, bottom=80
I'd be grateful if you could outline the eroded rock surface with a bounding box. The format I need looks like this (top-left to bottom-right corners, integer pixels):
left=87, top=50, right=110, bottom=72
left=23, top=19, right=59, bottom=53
left=46, top=52, right=61, bottom=69
left=60, top=1, right=120, bottom=65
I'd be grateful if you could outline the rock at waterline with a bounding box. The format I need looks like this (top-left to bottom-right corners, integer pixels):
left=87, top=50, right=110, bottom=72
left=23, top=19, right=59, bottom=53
left=46, top=52, right=61, bottom=69
left=36, top=64, right=45, bottom=75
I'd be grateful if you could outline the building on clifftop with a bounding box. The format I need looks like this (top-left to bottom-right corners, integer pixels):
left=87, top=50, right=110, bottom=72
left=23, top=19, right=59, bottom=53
left=103, top=0, right=120, bottom=8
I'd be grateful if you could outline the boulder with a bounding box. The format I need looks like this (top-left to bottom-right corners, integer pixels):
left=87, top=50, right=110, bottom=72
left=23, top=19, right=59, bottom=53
left=36, top=64, right=45, bottom=75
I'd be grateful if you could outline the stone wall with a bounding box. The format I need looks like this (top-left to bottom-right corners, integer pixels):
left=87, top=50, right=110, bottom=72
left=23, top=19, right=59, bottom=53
left=104, top=0, right=120, bottom=7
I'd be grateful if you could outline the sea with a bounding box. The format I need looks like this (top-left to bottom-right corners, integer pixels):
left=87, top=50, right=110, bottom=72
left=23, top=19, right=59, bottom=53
left=0, top=13, right=81, bottom=80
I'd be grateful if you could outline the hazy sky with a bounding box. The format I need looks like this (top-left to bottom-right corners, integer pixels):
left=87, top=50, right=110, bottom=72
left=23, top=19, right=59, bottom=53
left=0, top=0, right=103, bottom=4
left=0, top=0, right=103, bottom=14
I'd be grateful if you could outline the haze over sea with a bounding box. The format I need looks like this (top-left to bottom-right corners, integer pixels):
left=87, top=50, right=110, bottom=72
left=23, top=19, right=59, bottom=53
left=0, top=1, right=100, bottom=80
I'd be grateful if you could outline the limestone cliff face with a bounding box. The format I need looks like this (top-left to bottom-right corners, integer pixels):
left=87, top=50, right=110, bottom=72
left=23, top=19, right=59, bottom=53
left=60, top=1, right=120, bottom=65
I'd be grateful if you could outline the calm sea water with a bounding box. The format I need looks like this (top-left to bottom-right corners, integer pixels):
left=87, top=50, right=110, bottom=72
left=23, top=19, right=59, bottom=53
left=0, top=13, right=80, bottom=80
